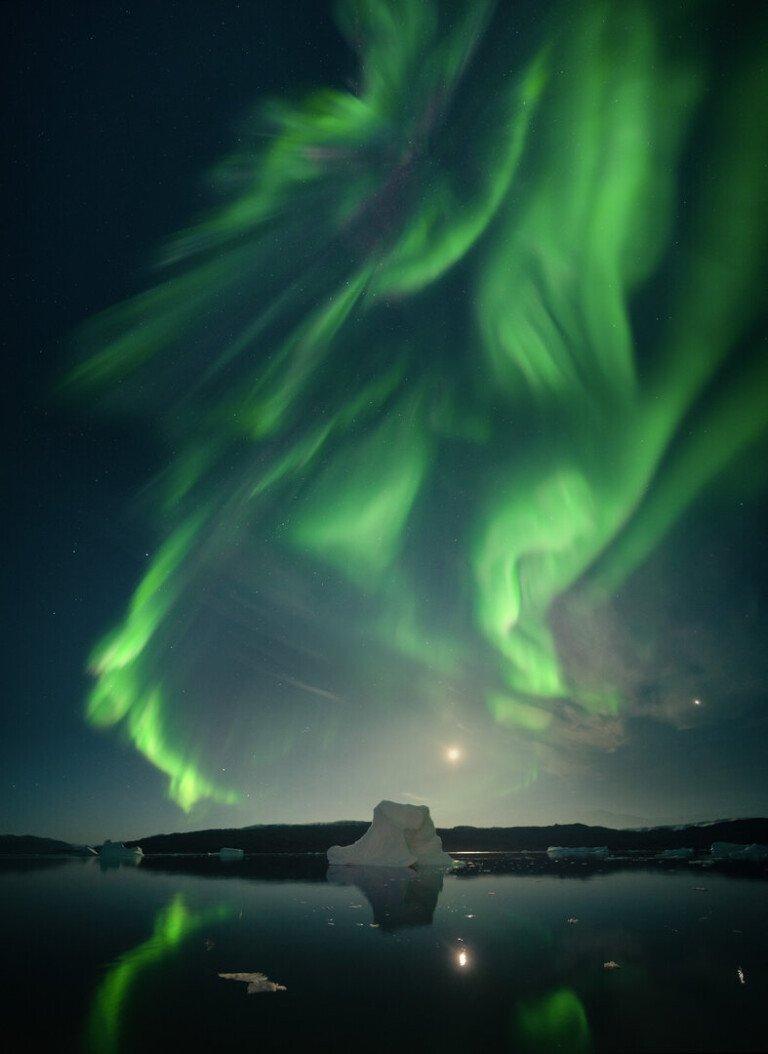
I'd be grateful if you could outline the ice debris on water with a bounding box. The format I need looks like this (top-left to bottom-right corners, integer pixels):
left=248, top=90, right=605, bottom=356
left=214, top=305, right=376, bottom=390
left=547, top=846, right=609, bottom=860
left=603, top=961, right=621, bottom=970
left=710, top=842, right=768, bottom=861
left=219, top=972, right=287, bottom=994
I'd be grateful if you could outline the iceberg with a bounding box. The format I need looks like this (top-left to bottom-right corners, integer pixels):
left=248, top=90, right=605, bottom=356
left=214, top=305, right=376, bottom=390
left=327, top=801, right=453, bottom=868
left=711, top=841, right=768, bottom=861
left=546, top=846, right=609, bottom=860
left=658, top=848, right=695, bottom=860
left=218, top=847, right=245, bottom=861
left=99, top=840, right=143, bottom=864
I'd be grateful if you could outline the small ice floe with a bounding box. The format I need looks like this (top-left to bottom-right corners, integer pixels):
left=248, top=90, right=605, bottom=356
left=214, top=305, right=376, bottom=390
left=603, top=960, right=621, bottom=970
left=566, top=917, right=579, bottom=925
left=219, top=972, right=286, bottom=994
left=218, top=847, right=244, bottom=861
left=737, top=967, right=746, bottom=985
left=547, top=846, right=609, bottom=860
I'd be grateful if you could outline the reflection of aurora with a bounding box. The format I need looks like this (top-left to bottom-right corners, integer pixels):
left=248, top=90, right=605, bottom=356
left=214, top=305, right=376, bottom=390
left=512, top=988, right=592, bottom=1054
left=85, top=896, right=228, bottom=1053
left=71, top=0, right=768, bottom=811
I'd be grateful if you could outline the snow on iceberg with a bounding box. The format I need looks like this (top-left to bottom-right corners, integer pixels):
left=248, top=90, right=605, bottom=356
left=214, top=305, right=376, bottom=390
left=546, top=846, right=610, bottom=860
left=327, top=801, right=453, bottom=868
left=711, top=842, right=768, bottom=861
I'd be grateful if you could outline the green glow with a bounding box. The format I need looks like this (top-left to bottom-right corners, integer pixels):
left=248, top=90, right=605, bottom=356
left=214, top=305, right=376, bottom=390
left=72, top=0, right=768, bottom=807
left=290, top=392, right=430, bottom=583
left=86, top=896, right=229, bottom=1053
left=488, top=694, right=553, bottom=733
left=85, top=517, right=238, bottom=810
left=512, top=988, right=592, bottom=1054
left=89, top=520, right=200, bottom=684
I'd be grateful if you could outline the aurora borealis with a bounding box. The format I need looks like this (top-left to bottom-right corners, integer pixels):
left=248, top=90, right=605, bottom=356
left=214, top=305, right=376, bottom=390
left=6, top=0, right=768, bottom=840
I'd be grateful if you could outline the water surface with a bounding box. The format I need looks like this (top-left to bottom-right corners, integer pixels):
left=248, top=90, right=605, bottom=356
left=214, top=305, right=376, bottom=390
left=2, top=857, right=766, bottom=1051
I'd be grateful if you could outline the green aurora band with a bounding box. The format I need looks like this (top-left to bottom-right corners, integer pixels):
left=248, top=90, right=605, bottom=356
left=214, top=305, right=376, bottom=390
left=71, top=0, right=768, bottom=810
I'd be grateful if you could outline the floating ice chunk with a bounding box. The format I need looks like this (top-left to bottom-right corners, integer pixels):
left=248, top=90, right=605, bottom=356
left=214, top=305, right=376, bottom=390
left=219, top=972, right=286, bottom=994
left=711, top=842, right=768, bottom=861
left=218, top=847, right=245, bottom=861
left=546, top=846, right=609, bottom=860
left=658, top=848, right=695, bottom=860
left=327, top=800, right=453, bottom=868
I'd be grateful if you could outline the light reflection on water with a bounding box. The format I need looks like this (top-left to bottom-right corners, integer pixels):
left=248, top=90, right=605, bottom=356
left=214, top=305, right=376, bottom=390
left=1, top=857, right=767, bottom=1052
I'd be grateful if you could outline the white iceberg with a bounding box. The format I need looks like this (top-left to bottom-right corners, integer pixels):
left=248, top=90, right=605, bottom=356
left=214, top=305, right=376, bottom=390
left=99, top=840, right=143, bottom=864
left=546, top=846, right=609, bottom=860
left=327, top=801, right=453, bottom=868
left=218, top=847, right=245, bottom=861
left=711, top=841, right=768, bottom=861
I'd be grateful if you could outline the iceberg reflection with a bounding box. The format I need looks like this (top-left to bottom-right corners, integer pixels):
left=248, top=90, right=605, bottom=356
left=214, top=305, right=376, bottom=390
left=327, top=864, right=444, bottom=931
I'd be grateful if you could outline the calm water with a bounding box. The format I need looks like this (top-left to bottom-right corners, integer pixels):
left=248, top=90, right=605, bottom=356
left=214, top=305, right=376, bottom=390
left=2, top=857, right=766, bottom=1052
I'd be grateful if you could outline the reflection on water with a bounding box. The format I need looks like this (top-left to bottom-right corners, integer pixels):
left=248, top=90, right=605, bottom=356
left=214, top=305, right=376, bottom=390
left=326, top=864, right=444, bottom=931
left=97, top=856, right=142, bottom=873
left=1, top=858, right=766, bottom=1051
left=86, top=895, right=229, bottom=1053
left=512, top=988, right=592, bottom=1054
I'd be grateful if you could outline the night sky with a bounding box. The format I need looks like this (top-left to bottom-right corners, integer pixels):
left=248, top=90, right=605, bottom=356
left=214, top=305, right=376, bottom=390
left=6, top=0, right=768, bottom=845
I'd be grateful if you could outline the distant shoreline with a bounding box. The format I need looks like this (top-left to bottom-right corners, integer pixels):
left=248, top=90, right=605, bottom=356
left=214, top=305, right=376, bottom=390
left=2, top=817, right=767, bottom=857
